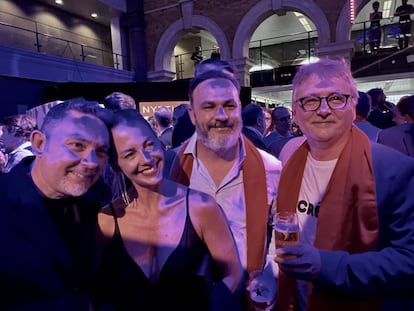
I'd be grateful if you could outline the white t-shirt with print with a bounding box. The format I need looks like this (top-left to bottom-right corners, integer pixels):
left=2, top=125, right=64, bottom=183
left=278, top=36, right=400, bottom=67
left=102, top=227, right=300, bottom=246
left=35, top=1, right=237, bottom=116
left=296, top=153, right=337, bottom=310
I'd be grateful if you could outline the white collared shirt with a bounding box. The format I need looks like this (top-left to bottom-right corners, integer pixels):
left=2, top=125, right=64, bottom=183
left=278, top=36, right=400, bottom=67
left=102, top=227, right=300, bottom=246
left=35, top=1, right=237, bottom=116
left=183, top=133, right=282, bottom=268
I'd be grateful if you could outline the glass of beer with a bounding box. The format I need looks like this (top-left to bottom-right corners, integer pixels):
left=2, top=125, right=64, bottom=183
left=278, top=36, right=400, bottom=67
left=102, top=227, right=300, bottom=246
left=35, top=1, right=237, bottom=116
left=247, top=270, right=275, bottom=311
left=273, top=211, right=299, bottom=250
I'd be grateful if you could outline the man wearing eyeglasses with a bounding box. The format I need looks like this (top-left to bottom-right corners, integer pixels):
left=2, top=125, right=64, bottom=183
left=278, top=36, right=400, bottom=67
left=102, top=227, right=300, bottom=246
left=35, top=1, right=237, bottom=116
left=273, top=58, right=414, bottom=310
left=264, top=106, right=295, bottom=158
left=264, top=107, right=293, bottom=145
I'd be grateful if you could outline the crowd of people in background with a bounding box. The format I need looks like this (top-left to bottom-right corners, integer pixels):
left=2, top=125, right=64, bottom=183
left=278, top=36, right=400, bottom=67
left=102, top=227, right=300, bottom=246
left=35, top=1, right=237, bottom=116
left=2, top=84, right=410, bottom=175
left=1, top=57, right=414, bottom=311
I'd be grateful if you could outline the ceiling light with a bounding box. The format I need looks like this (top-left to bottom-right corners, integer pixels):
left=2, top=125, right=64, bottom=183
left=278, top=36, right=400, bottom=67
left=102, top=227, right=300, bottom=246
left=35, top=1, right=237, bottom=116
left=249, top=64, right=274, bottom=72
left=383, top=0, right=392, bottom=18
left=299, top=56, right=319, bottom=65
left=294, top=12, right=313, bottom=32
left=90, top=13, right=98, bottom=18
left=55, top=0, right=63, bottom=5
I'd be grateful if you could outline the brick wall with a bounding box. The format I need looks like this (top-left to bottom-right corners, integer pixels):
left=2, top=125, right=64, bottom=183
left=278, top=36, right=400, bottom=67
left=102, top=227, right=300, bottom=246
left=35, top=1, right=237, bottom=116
left=143, top=0, right=350, bottom=71
left=144, top=0, right=262, bottom=70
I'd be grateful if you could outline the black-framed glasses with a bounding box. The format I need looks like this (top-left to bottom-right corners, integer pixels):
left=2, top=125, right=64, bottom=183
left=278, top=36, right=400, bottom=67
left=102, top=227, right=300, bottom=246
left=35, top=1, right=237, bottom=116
left=296, top=93, right=351, bottom=112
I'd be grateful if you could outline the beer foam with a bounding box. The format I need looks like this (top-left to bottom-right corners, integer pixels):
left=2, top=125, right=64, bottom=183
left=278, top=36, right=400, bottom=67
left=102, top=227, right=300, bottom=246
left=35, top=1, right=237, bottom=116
left=274, top=223, right=299, bottom=233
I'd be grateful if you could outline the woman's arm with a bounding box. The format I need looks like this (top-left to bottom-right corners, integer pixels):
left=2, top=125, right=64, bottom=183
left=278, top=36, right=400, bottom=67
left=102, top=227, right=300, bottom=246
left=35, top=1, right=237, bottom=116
left=189, top=190, right=243, bottom=293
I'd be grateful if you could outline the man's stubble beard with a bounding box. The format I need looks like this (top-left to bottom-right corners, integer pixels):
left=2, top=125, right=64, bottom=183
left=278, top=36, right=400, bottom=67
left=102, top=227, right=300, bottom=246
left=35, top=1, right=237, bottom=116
left=59, top=170, right=99, bottom=197
left=59, top=178, right=91, bottom=197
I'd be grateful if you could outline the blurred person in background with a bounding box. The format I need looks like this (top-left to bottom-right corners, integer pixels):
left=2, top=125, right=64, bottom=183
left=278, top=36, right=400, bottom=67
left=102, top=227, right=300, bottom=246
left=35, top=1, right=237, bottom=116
left=263, top=108, right=274, bottom=137
left=367, top=88, right=396, bottom=129
left=369, top=1, right=383, bottom=53
left=241, top=103, right=268, bottom=151
left=172, top=104, right=190, bottom=127
left=392, top=95, right=411, bottom=125
left=103, top=91, right=136, bottom=112
left=378, top=95, right=414, bottom=157
left=210, top=45, right=221, bottom=59
left=154, top=106, right=173, bottom=150
left=147, top=115, right=158, bottom=134
left=394, top=0, right=414, bottom=49
left=191, top=46, right=204, bottom=65
left=0, top=126, right=7, bottom=172
left=264, top=106, right=294, bottom=147
left=172, top=104, right=195, bottom=148
left=0, top=114, right=36, bottom=173
left=264, top=106, right=295, bottom=158
left=354, top=91, right=381, bottom=141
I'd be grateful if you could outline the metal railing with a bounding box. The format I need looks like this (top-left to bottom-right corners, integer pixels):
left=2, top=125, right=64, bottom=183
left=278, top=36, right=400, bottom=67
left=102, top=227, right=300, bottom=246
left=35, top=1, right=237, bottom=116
left=351, top=13, right=414, bottom=55
left=174, top=51, right=194, bottom=80
left=249, top=30, right=318, bottom=69
left=174, top=48, right=220, bottom=80
left=172, top=31, right=318, bottom=80
left=0, top=12, right=129, bottom=70
left=171, top=14, right=414, bottom=82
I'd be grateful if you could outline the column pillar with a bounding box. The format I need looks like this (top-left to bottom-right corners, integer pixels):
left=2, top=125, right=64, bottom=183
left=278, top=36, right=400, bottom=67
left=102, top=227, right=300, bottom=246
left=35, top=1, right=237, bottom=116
left=109, top=16, right=128, bottom=70
left=229, top=57, right=255, bottom=87
left=147, top=70, right=176, bottom=82
left=179, top=0, right=194, bottom=30
left=122, top=0, right=147, bottom=81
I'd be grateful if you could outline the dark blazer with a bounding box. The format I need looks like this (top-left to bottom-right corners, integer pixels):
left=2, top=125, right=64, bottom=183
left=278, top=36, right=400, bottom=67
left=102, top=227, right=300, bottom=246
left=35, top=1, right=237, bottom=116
left=377, top=123, right=414, bottom=157
left=0, top=157, right=105, bottom=311
left=242, top=126, right=268, bottom=151
left=158, top=126, right=173, bottom=150
left=314, top=143, right=414, bottom=310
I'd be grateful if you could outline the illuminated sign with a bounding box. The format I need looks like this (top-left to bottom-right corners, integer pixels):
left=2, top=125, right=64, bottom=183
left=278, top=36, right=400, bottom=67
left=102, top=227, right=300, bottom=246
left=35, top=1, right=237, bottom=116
left=139, top=101, right=189, bottom=118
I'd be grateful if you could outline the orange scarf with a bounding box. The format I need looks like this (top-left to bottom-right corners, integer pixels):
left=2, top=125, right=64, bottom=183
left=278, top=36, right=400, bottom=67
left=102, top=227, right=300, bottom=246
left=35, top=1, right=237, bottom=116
left=276, top=125, right=380, bottom=311
left=169, top=135, right=268, bottom=273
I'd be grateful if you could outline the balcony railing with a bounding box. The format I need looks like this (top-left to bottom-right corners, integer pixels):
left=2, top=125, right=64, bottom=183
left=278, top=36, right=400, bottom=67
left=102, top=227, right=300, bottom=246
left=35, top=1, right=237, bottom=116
left=172, top=30, right=318, bottom=81
left=249, top=30, right=318, bottom=69
left=173, top=48, right=220, bottom=80
left=247, top=30, right=318, bottom=87
left=351, top=14, right=414, bottom=55
left=248, top=16, right=414, bottom=86
left=171, top=13, right=414, bottom=85
left=0, top=11, right=129, bottom=70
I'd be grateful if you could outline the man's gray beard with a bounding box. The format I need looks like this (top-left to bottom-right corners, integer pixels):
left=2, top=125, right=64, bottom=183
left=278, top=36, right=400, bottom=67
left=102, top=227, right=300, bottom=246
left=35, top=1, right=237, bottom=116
left=197, top=128, right=240, bottom=155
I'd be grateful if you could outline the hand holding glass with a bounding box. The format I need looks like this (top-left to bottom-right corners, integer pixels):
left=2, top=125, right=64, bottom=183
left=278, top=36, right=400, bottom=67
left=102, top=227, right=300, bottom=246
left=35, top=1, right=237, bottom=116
left=274, top=211, right=299, bottom=250
left=247, top=270, right=276, bottom=311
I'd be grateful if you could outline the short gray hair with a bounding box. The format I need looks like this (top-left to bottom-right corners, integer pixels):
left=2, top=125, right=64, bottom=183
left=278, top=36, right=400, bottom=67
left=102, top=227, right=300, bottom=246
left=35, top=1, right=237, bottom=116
left=292, top=58, right=358, bottom=101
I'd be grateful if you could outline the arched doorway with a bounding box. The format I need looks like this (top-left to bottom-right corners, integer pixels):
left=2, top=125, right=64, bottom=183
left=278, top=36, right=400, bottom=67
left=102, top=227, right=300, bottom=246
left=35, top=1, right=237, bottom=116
left=173, top=28, right=220, bottom=80
left=150, top=15, right=230, bottom=82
